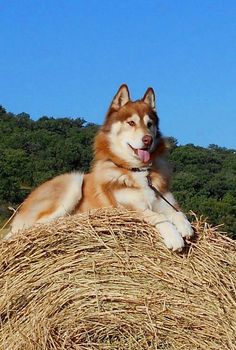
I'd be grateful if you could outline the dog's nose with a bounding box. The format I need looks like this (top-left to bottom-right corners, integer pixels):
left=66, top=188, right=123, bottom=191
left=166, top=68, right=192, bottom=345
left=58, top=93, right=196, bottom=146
left=142, top=135, right=153, bottom=147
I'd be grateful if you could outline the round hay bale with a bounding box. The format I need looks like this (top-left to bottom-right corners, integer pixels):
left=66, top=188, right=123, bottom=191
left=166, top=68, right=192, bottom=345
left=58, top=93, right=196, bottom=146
left=0, top=208, right=235, bottom=350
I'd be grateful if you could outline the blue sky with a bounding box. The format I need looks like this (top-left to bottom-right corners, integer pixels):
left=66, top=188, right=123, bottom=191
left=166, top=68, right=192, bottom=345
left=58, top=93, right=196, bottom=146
left=1, top=0, right=236, bottom=148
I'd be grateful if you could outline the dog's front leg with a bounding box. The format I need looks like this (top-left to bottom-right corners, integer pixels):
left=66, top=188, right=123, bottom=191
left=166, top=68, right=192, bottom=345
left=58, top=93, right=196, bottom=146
left=141, top=208, right=185, bottom=251
left=153, top=192, right=194, bottom=239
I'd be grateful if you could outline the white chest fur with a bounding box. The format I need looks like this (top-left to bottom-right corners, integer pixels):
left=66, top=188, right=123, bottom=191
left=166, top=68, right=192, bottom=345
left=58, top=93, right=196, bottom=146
left=114, top=171, right=157, bottom=211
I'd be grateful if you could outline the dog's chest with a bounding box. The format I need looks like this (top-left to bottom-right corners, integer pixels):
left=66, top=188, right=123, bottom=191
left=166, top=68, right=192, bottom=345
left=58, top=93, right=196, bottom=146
left=114, top=171, right=157, bottom=210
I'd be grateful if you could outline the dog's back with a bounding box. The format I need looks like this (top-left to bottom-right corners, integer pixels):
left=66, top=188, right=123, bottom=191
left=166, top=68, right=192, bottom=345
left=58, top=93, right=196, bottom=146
left=7, top=172, right=83, bottom=238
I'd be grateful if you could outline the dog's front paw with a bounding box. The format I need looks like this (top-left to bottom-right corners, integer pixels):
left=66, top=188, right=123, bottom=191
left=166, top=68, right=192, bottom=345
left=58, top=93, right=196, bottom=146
left=163, top=233, right=185, bottom=251
left=172, top=212, right=194, bottom=239
left=157, top=222, right=185, bottom=251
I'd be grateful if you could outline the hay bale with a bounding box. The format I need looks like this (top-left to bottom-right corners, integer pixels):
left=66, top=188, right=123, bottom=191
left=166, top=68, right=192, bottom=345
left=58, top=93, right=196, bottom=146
left=0, top=208, right=235, bottom=350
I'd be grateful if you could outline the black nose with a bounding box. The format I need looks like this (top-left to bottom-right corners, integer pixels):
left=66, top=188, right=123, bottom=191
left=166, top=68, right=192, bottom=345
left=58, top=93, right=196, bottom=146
left=142, top=135, right=153, bottom=147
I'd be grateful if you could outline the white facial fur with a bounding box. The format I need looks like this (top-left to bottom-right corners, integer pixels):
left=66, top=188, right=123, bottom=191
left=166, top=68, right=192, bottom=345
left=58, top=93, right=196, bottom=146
left=108, top=114, right=159, bottom=166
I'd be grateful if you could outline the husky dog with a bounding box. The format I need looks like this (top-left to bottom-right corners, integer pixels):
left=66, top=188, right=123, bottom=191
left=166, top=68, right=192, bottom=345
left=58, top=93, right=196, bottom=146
left=8, top=85, right=193, bottom=250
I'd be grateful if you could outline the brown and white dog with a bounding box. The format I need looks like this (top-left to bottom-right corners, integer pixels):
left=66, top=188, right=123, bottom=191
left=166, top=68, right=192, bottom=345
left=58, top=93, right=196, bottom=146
left=7, top=85, right=193, bottom=250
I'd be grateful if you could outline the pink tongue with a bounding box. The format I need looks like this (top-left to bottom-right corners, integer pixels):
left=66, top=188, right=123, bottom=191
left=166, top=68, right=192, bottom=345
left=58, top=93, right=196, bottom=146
left=137, top=149, right=150, bottom=163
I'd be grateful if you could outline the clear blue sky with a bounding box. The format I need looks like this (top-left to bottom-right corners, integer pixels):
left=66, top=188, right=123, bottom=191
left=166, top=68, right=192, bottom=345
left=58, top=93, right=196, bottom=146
left=1, top=0, right=236, bottom=148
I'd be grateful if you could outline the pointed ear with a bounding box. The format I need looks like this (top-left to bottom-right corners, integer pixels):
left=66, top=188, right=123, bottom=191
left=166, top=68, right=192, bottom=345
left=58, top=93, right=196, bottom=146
left=143, top=87, right=156, bottom=110
left=110, top=84, right=130, bottom=110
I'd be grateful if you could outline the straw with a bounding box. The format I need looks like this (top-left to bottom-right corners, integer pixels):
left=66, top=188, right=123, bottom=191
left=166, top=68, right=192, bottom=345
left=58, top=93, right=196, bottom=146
left=0, top=208, right=235, bottom=349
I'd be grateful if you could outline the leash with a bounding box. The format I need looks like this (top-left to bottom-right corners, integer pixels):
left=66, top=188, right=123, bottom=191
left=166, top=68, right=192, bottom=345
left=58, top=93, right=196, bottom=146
left=114, top=162, right=179, bottom=212
left=146, top=174, right=179, bottom=212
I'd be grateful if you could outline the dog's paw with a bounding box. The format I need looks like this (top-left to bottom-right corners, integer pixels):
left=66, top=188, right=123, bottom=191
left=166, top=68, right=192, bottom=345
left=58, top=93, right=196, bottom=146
left=163, top=232, right=185, bottom=251
left=172, top=212, right=194, bottom=238
left=157, top=222, right=185, bottom=251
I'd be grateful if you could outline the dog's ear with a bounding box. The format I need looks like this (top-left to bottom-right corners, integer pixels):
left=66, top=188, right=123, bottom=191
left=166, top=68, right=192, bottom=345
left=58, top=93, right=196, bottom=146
left=102, top=85, right=130, bottom=132
left=143, top=87, right=155, bottom=110
left=110, top=84, right=130, bottom=110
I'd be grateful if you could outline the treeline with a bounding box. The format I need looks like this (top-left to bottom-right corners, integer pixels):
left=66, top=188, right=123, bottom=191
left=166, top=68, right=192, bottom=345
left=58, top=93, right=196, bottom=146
left=169, top=139, right=236, bottom=237
left=0, top=106, right=235, bottom=237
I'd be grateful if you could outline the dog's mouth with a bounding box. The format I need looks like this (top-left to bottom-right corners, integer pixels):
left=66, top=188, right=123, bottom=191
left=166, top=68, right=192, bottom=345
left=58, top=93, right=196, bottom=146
left=128, top=144, right=151, bottom=163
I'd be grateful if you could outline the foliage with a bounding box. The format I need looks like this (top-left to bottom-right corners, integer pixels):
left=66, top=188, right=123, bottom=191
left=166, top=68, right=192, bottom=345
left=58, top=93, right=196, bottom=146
left=0, top=106, right=235, bottom=237
left=169, top=140, right=236, bottom=237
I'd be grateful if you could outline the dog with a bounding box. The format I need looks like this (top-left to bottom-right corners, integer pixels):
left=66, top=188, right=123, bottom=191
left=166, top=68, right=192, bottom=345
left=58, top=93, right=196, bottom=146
left=7, top=85, right=194, bottom=250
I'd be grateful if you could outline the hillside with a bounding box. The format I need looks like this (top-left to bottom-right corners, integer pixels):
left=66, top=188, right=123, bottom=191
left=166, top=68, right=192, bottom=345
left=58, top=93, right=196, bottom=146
left=0, top=106, right=235, bottom=237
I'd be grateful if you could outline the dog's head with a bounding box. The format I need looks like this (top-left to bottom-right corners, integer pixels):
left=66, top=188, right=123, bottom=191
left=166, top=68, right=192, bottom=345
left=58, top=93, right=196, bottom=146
left=95, top=84, right=166, bottom=168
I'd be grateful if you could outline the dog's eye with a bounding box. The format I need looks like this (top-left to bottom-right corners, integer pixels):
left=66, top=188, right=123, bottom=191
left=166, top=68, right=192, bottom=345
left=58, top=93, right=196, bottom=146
left=127, top=121, right=136, bottom=127
left=147, top=121, right=152, bottom=128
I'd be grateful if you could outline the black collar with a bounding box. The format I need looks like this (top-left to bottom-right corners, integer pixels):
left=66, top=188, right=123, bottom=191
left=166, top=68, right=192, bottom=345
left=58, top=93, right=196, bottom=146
left=130, top=167, right=151, bottom=172
left=113, top=162, right=152, bottom=172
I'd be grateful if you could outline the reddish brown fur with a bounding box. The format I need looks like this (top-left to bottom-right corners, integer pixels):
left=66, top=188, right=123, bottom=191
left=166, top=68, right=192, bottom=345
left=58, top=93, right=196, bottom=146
left=77, top=89, right=169, bottom=211
left=103, top=100, right=158, bottom=132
